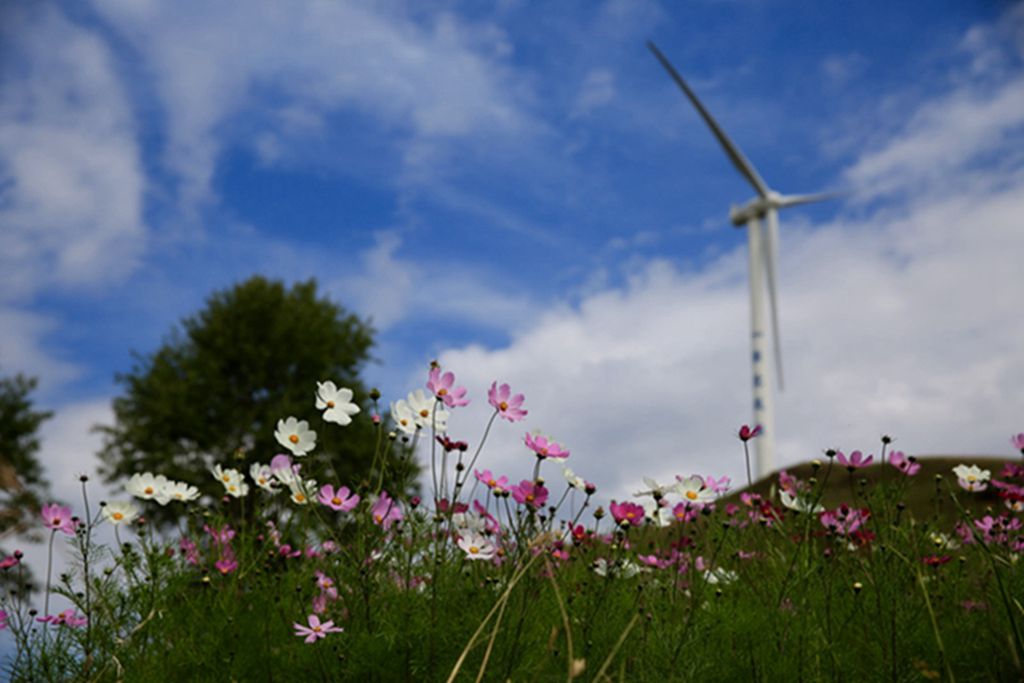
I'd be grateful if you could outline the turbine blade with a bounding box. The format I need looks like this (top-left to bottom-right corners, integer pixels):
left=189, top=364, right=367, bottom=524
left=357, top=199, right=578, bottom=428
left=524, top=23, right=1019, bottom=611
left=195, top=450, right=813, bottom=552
left=647, top=41, right=770, bottom=198
left=777, top=191, right=840, bottom=209
left=763, top=209, right=784, bottom=391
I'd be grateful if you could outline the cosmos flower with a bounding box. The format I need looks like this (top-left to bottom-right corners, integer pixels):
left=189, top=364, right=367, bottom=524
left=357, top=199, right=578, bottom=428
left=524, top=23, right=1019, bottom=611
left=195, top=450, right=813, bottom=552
left=779, top=490, right=824, bottom=514
left=41, top=503, right=78, bottom=536
left=674, top=476, right=716, bottom=508
left=293, top=614, right=344, bottom=644
left=511, top=480, right=549, bottom=509
left=488, top=382, right=527, bottom=422
left=953, top=464, right=990, bottom=492
left=211, top=465, right=249, bottom=498
left=316, top=381, right=361, bottom=426
left=738, top=425, right=762, bottom=442
left=474, top=469, right=509, bottom=492
left=101, top=500, right=139, bottom=526
left=457, top=532, right=497, bottom=561
left=836, top=450, right=874, bottom=470
left=370, top=491, right=403, bottom=529
left=524, top=432, right=569, bottom=460
left=609, top=500, right=645, bottom=527
left=318, top=484, right=360, bottom=512
left=164, top=480, right=201, bottom=503
left=426, top=368, right=470, bottom=408
left=126, top=472, right=171, bottom=504
left=889, top=451, right=920, bottom=476
left=249, top=463, right=280, bottom=493
left=407, top=389, right=449, bottom=431
left=274, top=416, right=317, bottom=456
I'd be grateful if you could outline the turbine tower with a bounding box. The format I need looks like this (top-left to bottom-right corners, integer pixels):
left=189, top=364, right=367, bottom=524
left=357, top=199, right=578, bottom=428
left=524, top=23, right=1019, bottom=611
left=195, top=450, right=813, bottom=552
left=647, top=41, right=833, bottom=480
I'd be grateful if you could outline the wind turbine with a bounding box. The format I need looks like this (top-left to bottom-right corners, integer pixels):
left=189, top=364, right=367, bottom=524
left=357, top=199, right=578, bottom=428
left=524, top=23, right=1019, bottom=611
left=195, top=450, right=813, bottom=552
left=647, top=41, right=833, bottom=480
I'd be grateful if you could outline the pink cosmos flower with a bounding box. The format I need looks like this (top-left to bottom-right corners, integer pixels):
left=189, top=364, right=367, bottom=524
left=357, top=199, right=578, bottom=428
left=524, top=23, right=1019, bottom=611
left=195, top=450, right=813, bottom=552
left=524, top=433, right=569, bottom=460
left=37, top=609, right=88, bottom=628
left=214, top=548, right=238, bottom=575
left=1011, top=433, right=1024, bottom=453
left=427, top=367, right=470, bottom=408
left=836, top=450, right=873, bottom=470
left=0, top=610, right=7, bottom=630
left=888, top=451, right=920, bottom=476
left=609, top=500, right=646, bottom=527
left=738, top=425, right=762, bottom=442
left=510, top=480, right=549, bottom=509
left=670, top=502, right=699, bottom=524
left=703, top=475, right=731, bottom=494
left=315, top=570, right=339, bottom=600
left=179, top=537, right=201, bottom=565
left=819, top=505, right=870, bottom=536
left=488, top=382, right=528, bottom=422
left=203, top=524, right=236, bottom=547
left=0, top=554, right=20, bottom=570
left=474, top=469, right=508, bottom=492
left=41, top=503, right=77, bottom=536
left=472, top=500, right=502, bottom=536
left=318, top=484, right=360, bottom=512
left=370, top=491, right=403, bottom=530
left=293, top=614, right=344, bottom=644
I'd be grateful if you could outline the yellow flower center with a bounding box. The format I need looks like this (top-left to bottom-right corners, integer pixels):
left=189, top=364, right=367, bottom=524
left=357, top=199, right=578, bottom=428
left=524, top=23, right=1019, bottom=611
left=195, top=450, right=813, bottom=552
left=438, top=388, right=447, bottom=396
left=967, top=475, right=976, bottom=482
left=626, top=512, right=635, bottom=519
left=419, top=409, right=429, bottom=418
left=499, top=401, right=508, bottom=411
left=686, top=491, right=698, bottom=501
left=488, top=479, right=496, bottom=486
left=295, top=493, right=306, bottom=503
left=289, top=434, right=300, bottom=444
left=112, top=512, right=124, bottom=521
left=326, top=401, right=335, bottom=408
left=221, top=475, right=230, bottom=482
left=469, top=545, right=479, bottom=554
left=374, top=514, right=383, bottom=523
left=144, top=486, right=154, bottom=495
left=525, top=494, right=535, bottom=503
left=332, top=497, right=342, bottom=506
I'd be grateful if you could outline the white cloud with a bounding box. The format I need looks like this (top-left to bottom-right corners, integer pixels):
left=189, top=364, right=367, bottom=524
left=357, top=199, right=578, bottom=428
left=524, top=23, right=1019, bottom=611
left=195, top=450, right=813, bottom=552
left=92, top=0, right=538, bottom=206
left=0, top=5, right=145, bottom=297
left=431, top=40, right=1024, bottom=504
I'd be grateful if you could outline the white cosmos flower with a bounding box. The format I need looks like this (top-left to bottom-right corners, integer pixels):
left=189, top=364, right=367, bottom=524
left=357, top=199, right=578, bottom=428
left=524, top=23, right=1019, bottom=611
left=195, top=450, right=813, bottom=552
left=102, top=500, right=139, bottom=526
left=453, top=511, right=487, bottom=534
left=634, top=476, right=675, bottom=500
left=316, top=381, right=361, bottom=426
left=952, top=464, right=990, bottom=492
left=211, top=465, right=249, bottom=498
left=164, top=480, right=200, bottom=503
left=673, top=476, right=716, bottom=508
left=406, top=390, right=449, bottom=432
left=126, top=472, right=171, bottom=504
left=641, top=499, right=674, bottom=528
left=390, top=399, right=418, bottom=436
left=274, top=416, right=317, bottom=456
left=562, top=466, right=587, bottom=491
left=779, top=490, right=824, bottom=514
left=287, top=478, right=317, bottom=505
left=249, top=463, right=280, bottom=493
left=592, top=558, right=643, bottom=579
left=703, top=568, right=738, bottom=585
left=457, top=532, right=497, bottom=561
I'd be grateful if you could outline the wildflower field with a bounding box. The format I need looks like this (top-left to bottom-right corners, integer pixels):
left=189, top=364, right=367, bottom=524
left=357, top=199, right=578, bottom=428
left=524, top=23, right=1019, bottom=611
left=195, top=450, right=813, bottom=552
left=4, top=368, right=1023, bottom=681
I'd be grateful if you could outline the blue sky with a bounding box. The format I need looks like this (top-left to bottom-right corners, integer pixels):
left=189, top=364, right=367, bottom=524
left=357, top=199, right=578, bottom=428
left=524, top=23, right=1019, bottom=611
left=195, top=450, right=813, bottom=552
left=2, top=0, right=1024, bottom=526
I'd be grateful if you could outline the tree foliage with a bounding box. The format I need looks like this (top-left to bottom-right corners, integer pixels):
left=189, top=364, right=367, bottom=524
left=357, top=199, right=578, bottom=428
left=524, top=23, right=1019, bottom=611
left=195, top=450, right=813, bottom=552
left=97, top=277, right=388, bottom=522
left=0, top=371, right=53, bottom=542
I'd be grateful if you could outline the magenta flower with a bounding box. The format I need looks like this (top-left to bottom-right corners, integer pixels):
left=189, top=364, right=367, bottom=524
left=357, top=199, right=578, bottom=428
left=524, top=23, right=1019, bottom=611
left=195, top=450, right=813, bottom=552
left=179, top=537, right=201, bottom=565
left=40, top=504, right=77, bottom=536
left=293, top=614, right=344, bottom=644
left=819, top=505, right=870, bottom=536
left=488, top=382, right=528, bottom=422
left=427, top=367, right=469, bottom=408
left=738, top=425, right=762, bottom=442
left=609, top=500, right=646, bottom=527
left=370, top=491, right=403, bottom=529
left=318, top=484, right=360, bottom=512
left=524, top=433, right=569, bottom=460
left=835, top=450, right=873, bottom=470
left=1012, top=433, right=1024, bottom=453
left=0, top=554, right=20, bottom=570
left=0, top=609, right=7, bottom=630
left=214, top=547, right=239, bottom=575
left=203, top=524, right=236, bottom=547
left=510, top=480, right=549, bottom=509
left=888, top=451, right=920, bottom=476
left=703, top=475, right=732, bottom=494
left=37, top=609, right=87, bottom=628
left=474, top=469, right=509, bottom=492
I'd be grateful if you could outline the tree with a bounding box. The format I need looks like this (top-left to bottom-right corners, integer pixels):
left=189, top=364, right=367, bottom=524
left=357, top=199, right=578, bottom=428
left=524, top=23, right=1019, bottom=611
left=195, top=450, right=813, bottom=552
left=97, top=276, right=391, bottom=524
left=0, top=371, right=53, bottom=544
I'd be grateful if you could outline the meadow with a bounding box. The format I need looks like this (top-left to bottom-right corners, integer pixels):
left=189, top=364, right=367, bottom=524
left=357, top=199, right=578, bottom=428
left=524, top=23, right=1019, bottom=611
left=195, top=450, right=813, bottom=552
left=3, top=368, right=1022, bottom=682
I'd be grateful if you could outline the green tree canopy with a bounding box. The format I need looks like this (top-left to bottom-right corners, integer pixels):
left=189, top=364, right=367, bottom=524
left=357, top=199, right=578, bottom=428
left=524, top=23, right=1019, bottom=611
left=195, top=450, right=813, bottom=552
left=97, top=276, right=392, bottom=523
left=0, top=371, right=53, bottom=543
